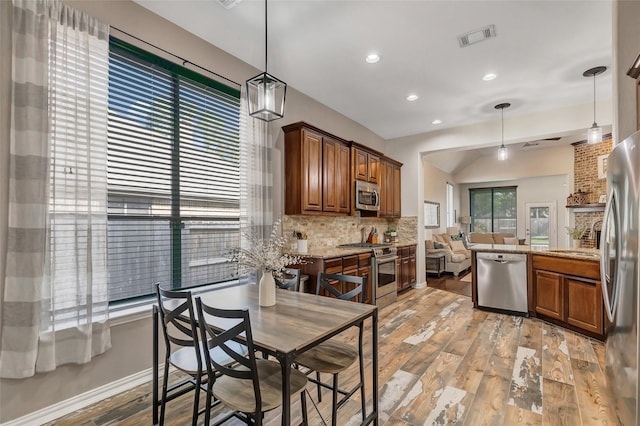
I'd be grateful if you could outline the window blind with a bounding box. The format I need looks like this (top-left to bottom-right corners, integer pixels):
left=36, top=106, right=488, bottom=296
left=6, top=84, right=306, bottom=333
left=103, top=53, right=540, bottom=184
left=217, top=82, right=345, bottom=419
left=107, top=39, right=241, bottom=302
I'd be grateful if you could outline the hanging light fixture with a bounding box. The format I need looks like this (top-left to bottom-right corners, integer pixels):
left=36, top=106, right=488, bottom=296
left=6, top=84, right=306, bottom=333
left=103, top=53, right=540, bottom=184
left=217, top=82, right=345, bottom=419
left=583, top=66, right=606, bottom=144
left=495, top=102, right=510, bottom=161
left=246, top=0, right=286, bottom=122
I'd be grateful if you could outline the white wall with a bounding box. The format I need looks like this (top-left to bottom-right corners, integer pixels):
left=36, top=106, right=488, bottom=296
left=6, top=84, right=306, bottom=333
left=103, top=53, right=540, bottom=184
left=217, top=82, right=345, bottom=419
left=459, top=175, right=570, bottom=248
left=422, top=159, right=460, bottom=239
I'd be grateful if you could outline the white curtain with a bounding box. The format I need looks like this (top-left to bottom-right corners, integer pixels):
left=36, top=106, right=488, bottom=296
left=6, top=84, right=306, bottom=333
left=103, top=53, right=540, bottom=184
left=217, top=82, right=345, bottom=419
left=239, top=85, right=273, bottom=241
left=0, top=0, right=110, bottom=379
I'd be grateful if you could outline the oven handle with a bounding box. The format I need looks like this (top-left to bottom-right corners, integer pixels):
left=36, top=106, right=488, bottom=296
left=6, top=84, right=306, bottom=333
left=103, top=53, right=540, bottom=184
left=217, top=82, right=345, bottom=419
left=375, top=256, right=398, bottom=264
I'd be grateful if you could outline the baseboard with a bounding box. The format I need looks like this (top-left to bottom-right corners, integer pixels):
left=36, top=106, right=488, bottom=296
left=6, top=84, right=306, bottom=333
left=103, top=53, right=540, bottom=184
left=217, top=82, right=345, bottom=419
left=2, top=367, right=155, bottom=426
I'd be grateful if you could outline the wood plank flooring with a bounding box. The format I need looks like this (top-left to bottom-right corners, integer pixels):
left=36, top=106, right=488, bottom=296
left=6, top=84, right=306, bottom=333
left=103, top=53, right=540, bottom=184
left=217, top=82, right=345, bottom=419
left=46, top=281, right=619, bottom=425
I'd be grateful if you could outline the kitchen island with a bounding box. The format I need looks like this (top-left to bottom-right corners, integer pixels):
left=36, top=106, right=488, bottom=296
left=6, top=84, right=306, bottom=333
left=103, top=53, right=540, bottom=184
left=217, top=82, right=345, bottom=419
left=470, top=244, right=606, bottom=340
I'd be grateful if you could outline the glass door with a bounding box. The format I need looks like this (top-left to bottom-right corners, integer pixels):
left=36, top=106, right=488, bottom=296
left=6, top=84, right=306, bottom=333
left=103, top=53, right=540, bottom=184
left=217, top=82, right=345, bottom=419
left=525, top=202, right=557, bottom=249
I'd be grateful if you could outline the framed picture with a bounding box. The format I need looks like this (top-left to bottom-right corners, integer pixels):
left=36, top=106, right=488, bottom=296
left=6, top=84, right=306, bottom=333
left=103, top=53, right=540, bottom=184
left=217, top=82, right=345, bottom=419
left=424, top=201, right=440, bottom=229
left=598, top=154, right=608, bottom=180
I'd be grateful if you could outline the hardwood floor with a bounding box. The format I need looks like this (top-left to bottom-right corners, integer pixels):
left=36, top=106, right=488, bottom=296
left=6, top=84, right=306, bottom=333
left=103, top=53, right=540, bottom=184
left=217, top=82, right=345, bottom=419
left=47, top=285, right=619, bottom=425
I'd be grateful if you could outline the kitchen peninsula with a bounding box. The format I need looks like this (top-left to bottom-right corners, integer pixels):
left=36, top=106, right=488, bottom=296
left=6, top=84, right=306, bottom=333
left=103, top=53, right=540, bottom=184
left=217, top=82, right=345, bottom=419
left=470, top=244, right=605, bottom=340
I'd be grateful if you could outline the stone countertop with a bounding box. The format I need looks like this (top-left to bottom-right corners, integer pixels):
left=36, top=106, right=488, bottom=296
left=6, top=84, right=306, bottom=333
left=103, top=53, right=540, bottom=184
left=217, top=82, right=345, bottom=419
left=470, top=244, right=600, bottom=261
left=286, top=241, right=417, bottom=259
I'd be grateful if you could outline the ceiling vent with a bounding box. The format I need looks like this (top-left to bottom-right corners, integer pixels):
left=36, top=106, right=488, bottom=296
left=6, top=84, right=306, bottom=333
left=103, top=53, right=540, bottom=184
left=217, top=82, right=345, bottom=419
left=216, top=0, right=242, bottom=9
left=458, top=25, right=496, bottom=48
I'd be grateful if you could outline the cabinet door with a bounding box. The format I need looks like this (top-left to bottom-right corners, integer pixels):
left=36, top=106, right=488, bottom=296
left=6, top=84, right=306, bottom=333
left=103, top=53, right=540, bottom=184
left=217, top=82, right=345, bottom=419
left=535, top=270, right=564, bottom=320
left=323, top=139, right=350, bottom=214
left=395, top=257, right=402, bottom=291
left=337, top=144, right=350, bottom=213
left=379, top=161, right=392, bottom=217
left=320, top=257, right=343, bottom=297
left=354, top=148, right=368, bottom=181
left=301, top=130, right=323, bottom=213
left=367, top=153, right=380, bottom=184
left=566, top=276, right=603, bottom=334
left=409, top=248, right=416, bottom=285
left=357, top=266, right=372, bottom=304
left=392, top=165, right=401, bottom=217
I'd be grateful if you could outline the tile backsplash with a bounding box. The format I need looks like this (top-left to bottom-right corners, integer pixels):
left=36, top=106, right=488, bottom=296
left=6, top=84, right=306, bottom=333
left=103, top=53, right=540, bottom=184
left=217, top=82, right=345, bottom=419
left=282, top=215, right=418, bottom=250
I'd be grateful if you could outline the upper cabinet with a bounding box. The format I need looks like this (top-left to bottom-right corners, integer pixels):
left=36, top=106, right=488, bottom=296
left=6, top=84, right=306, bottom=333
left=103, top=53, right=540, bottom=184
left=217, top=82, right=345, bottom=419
left=380, top=157, right=402, bottom=218
left=283, top=122, right=402, bottom=217
left=352, top=146, right=380, bottom=184
left=283, top=122, right=350, bottom=216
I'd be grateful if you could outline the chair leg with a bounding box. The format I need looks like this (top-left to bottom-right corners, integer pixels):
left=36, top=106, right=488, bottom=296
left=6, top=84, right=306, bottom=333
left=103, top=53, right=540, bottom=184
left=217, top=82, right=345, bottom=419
left=316, top=371, right=322, bottom=402
left=192, top=374, right=201, bottom=426
left=204, top=377, right=213, bottom=426
left=358, top=326, right=366, bottom=421
left=159, top=361, right=170, bottom=426
left=300, top=390, right=308, bottom=425
left=331, top=374, right=339, bottom=426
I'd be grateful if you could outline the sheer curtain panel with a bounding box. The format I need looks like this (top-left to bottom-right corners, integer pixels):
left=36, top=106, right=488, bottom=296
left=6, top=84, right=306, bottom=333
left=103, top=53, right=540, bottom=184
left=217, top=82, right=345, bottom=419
left=239, top=85, right=273, bottom=242
left=0, top=0, right=111, bottom=379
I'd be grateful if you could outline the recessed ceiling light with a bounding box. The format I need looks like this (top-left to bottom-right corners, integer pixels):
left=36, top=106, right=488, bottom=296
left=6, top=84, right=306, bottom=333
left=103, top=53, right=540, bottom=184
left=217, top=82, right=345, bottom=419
left=432, top=119, right=442, bottom=125
left=365, top=53, right=380, bottom=64
left=406, top=94, right=419, bottom=101
left=483, top=73, right=497, bottom=81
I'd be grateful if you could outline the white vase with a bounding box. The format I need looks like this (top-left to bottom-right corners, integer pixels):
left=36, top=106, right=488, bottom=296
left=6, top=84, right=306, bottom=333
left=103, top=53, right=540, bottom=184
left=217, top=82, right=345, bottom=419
left=297, top=239, right=308, bottom=253
left=572, top=239, right=582, bottom=249
left=259, top=270, right=276, bottom=307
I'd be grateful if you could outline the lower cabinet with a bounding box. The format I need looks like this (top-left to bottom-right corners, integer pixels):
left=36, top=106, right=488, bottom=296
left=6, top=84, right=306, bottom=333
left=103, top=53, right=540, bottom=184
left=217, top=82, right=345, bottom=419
left=397, top=245, right=417, bottom=291
left=533, top=254, right=604, bottom=338
left=300, top=253, right=372, bottom=304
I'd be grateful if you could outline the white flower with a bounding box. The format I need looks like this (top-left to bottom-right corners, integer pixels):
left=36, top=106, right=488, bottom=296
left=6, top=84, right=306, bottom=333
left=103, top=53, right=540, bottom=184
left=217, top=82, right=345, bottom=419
left=230, top=218, right=303, bottom=277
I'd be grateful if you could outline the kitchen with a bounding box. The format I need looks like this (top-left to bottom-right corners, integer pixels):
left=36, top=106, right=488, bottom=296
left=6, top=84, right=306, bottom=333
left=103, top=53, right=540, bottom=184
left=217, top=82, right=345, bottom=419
left=1, top=0, right=640, bottom=425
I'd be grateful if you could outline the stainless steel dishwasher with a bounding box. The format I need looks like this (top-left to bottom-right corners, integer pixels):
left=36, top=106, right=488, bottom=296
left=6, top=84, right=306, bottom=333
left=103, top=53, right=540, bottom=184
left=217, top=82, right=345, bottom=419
left=476, top=252, right=528, bottom=315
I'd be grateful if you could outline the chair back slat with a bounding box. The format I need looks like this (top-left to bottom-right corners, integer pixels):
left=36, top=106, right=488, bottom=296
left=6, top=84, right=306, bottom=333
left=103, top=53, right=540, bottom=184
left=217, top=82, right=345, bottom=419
left=195, top=297, right=261, bottom=399
left=155, top=283, right=202, bottom=359
left=275, top=268, right=301, bottom=291
left=317, top=272, right=366, bottom=302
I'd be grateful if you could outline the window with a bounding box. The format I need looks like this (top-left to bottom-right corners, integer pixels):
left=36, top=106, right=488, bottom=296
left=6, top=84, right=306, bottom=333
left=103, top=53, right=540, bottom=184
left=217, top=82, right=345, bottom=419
left=107, top=39, right=241, bottom=302
left=469, top=186, right=517, bottom=234
left=446, top=182, right=454, bottom=227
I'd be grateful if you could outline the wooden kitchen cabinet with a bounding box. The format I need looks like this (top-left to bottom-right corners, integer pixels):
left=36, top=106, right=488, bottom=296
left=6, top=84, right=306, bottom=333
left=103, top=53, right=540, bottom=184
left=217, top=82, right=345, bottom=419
left=283, top=122, right=350, bottom=216
left=532, top=254, right=604, bottom=338
left=535, top=270, right=564, bottom=320
left=380, top=157, right=402, bottom=218
left=352, top=146, right=380, bottom=184
left=397, top=245, right=416, bottom=291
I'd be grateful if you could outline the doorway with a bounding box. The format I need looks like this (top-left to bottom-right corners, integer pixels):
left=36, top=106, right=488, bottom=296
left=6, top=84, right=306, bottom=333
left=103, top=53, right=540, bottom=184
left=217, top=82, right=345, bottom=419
left=525, top=202, right=557, bottom=249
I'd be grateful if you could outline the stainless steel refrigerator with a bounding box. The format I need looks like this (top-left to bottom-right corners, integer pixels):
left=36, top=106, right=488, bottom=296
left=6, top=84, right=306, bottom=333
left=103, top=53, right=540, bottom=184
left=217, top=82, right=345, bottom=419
left=601, top=130, right=640, bottom=425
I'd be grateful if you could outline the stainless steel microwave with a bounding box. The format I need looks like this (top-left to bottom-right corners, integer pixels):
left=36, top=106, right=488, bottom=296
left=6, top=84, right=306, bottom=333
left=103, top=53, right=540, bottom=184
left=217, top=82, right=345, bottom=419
left=355, top=181, right=380, bottom=211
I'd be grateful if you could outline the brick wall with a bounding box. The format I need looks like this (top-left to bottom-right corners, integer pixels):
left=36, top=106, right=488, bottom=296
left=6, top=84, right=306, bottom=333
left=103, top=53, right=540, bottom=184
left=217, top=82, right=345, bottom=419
left=573, top=135, right=612, bottom=248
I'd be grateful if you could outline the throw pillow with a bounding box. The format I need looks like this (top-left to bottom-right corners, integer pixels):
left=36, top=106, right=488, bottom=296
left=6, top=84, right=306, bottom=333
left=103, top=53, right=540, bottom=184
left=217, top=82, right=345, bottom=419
left=441, top=233, right=452, bottom=244
left=503, top=237, right=518, bottom=245
left=433, top=234, right=444, bottom=243
left=449, top=240, right=467, bottom=253
left=425, top=240, right=435, bottom=250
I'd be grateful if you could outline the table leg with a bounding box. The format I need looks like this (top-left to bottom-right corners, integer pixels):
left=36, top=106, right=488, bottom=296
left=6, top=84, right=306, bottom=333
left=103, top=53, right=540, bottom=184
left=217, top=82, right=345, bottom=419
left=152, top=305, right=159, bottom=425
left=372, top=310, right=379, bottom=426
left=276, top=352, right=292, bottom=425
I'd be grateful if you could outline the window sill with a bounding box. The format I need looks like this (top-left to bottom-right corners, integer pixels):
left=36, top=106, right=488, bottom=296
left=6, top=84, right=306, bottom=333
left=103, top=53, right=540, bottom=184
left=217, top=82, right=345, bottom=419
left=108, top=279, right=245, bottom=327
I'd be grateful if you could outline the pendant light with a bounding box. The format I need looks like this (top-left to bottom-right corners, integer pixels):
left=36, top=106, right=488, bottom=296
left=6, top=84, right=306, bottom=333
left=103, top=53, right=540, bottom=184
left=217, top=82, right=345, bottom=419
left=246, top=0, right=287, bottom=122
left=583, top=66, right=606, bottom=144
left=495, top=102, right=510, bottom=161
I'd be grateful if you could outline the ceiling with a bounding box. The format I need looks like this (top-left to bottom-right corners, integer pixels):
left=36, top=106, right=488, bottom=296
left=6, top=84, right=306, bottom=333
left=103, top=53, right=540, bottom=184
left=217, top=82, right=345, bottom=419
left=134, top=0, right=613, bottom=140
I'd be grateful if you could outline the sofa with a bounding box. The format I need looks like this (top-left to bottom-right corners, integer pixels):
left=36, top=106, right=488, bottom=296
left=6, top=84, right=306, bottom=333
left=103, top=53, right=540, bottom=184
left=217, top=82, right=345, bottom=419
left=468, top=232, right=518, bottom=245
left=425, top=233, right=471, bottom=276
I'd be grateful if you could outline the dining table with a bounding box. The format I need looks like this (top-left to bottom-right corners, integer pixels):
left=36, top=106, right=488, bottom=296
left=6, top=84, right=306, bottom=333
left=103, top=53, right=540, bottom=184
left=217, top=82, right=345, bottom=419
left=152, top=283, right=379, bottom=425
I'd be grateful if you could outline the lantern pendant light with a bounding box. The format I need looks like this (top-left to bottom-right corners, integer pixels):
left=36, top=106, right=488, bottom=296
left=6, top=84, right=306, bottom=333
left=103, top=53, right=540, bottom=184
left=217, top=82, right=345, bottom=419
left=495, top=102, right=510, bottom=161
left=583, top=66, right=606, bottom=144
left=246, top=0, right=287, bottom=122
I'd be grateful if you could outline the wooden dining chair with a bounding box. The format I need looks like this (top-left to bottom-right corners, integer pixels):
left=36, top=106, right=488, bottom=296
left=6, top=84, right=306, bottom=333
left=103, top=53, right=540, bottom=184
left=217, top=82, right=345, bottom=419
left=294, top=273, right=367, bottom=426
left=155, top=284, right=245, bottom=425
left=195, top=297, right=309, bottom=426
left=275, top=268, right=301, bottom=291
